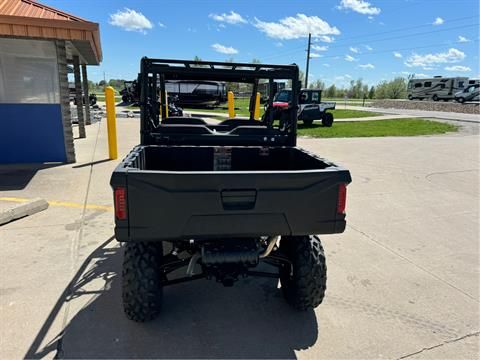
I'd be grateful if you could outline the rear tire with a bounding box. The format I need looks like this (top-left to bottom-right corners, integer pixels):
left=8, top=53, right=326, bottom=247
left=408, top=95, right=413, bottom=100
left=122, top=241, right=164, bottom=322
left=322, top=112, right=334, bottom=127
left=280, top=235, right=327, bottom=310
left=457, top=97, right=465, bottom=103
left=432, top=95, right=439, bottom=101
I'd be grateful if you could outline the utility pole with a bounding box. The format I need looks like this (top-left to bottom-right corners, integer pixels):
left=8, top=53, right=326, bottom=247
left=305, top=33, right=311, bottom=89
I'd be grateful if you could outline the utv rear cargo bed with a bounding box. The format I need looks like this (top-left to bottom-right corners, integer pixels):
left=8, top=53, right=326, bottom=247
left=111, top=145, right=351, bottom=242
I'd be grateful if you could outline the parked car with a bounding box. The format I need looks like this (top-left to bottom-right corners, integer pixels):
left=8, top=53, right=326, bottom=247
left=455, top=84, right=480, bottom=103
left=110, top=58, right=352, bottom=322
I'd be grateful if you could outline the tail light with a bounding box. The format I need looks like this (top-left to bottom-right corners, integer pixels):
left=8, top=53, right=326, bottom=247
left=114, top=187, right=127, bottom=220
left=337, top=183, right=347, bottom=214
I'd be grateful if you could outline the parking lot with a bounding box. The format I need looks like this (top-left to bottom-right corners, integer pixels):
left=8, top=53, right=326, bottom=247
left=0, top=117, right=479, bottom=359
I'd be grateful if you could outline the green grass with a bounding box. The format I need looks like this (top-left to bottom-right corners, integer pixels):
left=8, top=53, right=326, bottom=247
left=184, top=99, right=380, bottom=119
left=297, top=119, right=457, bottom=138
left=329, top=109, right=380, bottom=118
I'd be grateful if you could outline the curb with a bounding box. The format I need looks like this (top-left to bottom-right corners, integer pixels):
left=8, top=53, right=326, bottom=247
left=0, top=198, right=49, bottom=225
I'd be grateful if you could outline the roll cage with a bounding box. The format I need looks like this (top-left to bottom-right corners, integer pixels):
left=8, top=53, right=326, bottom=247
left=139, top=57, right=300, bottom=147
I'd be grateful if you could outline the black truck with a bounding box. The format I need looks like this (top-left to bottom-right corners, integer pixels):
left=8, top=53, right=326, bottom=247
left=111, top=58, right=352, bottom=322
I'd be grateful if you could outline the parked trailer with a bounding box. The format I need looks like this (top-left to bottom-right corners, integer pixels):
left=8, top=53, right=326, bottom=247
left=407, top=76, right=469, bottom=101
left=165, top=80, right=227, bottom=107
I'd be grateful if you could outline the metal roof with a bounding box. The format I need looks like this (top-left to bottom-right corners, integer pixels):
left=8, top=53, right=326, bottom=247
left=0, top=0, right=102, bottom=64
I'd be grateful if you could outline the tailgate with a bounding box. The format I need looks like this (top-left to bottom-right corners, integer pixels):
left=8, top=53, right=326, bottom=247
left=120, top=168, right=351, bottom=241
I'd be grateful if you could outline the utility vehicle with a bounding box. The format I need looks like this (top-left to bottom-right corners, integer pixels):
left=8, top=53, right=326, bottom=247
left=111, top=58, right=352, bottom=322
left=267, top=88, right=336, bottom=126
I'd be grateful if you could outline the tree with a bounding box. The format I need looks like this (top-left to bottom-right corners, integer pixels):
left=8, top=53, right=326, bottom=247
left=98, top=80, right=106, bottom=87
left=325, top=84, right=336, bottom=98
left=309, top=80, right=325, bottom=90
left=251, top=58, right=261, bottom=64
left=375, top=77, right=407, bottom=99
left=368, top=86, right=376, bottom=99
left=193, top=55, right=202, bottom=62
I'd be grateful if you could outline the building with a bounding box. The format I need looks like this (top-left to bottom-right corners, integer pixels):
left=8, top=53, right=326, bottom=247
left=0, top=0, right=102, bottom=163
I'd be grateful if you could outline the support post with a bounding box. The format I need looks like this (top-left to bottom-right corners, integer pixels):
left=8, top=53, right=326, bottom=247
left=73, top=56, right=86, bottom=138
left=254, top=92, right=261, bottom=120
left=105, top=86, right=118, bottom=160
left=81, top=64, right=91, bottom=125
left=55, top=40, right=76, bottom=163
left=228, top=91, right=235, bottom=118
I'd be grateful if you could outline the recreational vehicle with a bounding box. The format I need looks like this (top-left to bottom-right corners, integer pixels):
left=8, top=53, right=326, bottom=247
left=407, top=76, right=469, bottom=101
left=164, top=80, right=227, bottom=107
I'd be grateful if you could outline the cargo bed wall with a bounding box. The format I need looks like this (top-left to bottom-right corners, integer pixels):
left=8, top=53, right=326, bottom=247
left=113, top=145, right=351, bottom=242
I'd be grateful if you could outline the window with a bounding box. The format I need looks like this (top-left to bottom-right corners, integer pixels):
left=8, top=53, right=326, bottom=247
left=424, top=82, right=432, bottom=87
left=439, top=84, right=445, bottom=89
left=458, top=81, right=465, bottom=88
left=0, top=38, right=59, bottom=104
left=414, top=83, right=422, bottom=88
left=311, top=91, right=320, bottom=104
left=274, top=90, right=291, bottom=102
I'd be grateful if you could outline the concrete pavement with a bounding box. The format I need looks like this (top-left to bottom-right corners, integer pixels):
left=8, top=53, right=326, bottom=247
left=0, top=118, right=478, bottom=359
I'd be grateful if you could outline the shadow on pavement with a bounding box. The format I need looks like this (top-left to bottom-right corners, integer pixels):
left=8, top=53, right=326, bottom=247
left=0, top=163, right=62, bottom=191
left=25, top=238, right=318, bottom=359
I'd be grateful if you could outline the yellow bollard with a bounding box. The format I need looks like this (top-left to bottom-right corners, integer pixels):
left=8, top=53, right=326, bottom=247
left=105, top=86, right=118, bottom=160
left=254, top=92, right=261, bottom=120
left=227, top=91, right=235, bottom=118
left=160, top=90, right=168, bottom=118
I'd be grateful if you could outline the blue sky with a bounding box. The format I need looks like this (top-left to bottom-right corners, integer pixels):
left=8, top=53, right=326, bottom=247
left=47, top=0, right=479, bottom=86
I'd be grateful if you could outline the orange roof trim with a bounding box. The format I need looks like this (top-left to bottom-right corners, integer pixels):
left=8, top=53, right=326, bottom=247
left=0, top=0, right=102, bottom=64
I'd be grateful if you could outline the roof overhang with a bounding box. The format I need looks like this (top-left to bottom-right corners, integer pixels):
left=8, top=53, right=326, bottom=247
left=0, top=14, right=102, bottom=64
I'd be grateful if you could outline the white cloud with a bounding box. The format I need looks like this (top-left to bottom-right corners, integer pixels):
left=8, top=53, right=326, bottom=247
left=445, top=65, right=471, bottom=72
left=211, top=43, right=239, bottom=54
left=359, top=63, right=375, bottom=69
left=275, top=42, right=284, bottom=47
left=253, top=14, right=340, bottom=40
left=337, top=0, right=381, bottom=16
left=423, top=66, right=435, bottom=70
left=209, top=11, right=247, bottom=24
left=323, top=63, right=330, bottom=67
left=310, top=53, right=323, bottom=58
left=458, top=35, right=470, bottom=43
left=433, top=17, right=444, bottom=26
left=415, top=73, right=430, bottom=78
left=312, top=45, right=328, bottom=51
left=393, top=52, right=403, bottom=58
left=364, top=45, right=373, bottom=51
left=405, top=48, right=465, bottom=67
left=158, top=22, right=166, bottom=28
left=335, top=74, right=352, bottom=81
left=344, top=54, right=358, bottom=62
left=318, top=35, right=335, bottom=43
left=109, top=8, right=153, bottom=33
left=350, top=46, right=359, bottom=53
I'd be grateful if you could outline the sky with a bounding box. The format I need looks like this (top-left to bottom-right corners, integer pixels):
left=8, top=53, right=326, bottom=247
left=46, top=0, right=479, bottom=87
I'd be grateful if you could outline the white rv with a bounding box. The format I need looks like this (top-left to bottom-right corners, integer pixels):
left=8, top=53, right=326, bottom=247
left=407, top=76, right=469, bottom=101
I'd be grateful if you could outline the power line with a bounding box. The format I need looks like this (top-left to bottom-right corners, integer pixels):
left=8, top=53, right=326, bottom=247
left=258, top=15, right=478, bottom=61
left=261, top=24, right=478, bottom=61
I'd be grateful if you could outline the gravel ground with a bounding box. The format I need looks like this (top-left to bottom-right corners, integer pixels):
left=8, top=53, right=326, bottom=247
left=371, top=100, right=479, bottom=114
